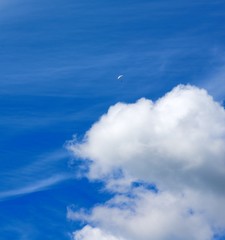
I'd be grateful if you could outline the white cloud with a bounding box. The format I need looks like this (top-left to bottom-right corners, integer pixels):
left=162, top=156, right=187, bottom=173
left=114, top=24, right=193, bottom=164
left=0, top=174, right=70, bottom=201
left=73, top=225, right=124, bottom=240
left=202, top=64, right=225, bottom=101
left=68, top=85, right=225, bottom=240
left=71, top=188, right=213, bottom=240
left=0, top=150, right=71, bottom=201
left=69, top=85, right=225, bottom=193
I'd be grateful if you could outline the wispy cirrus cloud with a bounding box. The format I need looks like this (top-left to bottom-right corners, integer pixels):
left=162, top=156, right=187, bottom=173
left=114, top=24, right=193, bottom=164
left=0, top=174, right=70, bottom=201
left=0, top=0, right=222, bottom=99
left=0, top=150, right=72, bottom=201
left=201, top=63, right=225, bottom=101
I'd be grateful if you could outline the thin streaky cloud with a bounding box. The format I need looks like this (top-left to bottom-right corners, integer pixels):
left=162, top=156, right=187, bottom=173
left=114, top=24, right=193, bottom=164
left=201, top=64, right=225, bottom=101
left=0, top=174, right=72, bottom=201
left=0, top=149, right=71, bottom=199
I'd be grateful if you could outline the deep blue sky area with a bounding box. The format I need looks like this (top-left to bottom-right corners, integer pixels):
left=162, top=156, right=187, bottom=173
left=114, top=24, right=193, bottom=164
left=0, top=0, right=225, bottom=239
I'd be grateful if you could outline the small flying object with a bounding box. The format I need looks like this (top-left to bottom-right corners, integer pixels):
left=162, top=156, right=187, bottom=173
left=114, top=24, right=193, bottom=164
left=117, top=75, right=123, bottom=80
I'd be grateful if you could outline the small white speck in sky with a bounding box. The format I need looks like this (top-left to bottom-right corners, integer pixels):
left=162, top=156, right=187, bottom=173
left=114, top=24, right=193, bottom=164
left=117, top=75, right=123, bottom=80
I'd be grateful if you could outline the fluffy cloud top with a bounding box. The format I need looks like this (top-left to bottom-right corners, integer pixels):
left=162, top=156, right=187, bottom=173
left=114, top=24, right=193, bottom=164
left=70, top=85, right=225, bottom=193
left=68, top=85, right=225, bottom=240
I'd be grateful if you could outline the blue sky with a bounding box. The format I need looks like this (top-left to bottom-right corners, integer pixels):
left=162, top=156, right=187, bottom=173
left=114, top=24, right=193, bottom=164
left=1, top=0, right=225, bottom=239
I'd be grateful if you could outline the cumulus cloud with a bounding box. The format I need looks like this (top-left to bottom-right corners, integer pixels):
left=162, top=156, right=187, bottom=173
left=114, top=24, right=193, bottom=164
left=73, top=225, right=124, bottom=240
left=68, top=85, right=225, bottom=240
left=69, top=188, right=213, bottom=240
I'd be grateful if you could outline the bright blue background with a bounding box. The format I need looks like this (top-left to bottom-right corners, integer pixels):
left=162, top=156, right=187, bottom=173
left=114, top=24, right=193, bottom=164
left=0, top=0, right=225, bottom=239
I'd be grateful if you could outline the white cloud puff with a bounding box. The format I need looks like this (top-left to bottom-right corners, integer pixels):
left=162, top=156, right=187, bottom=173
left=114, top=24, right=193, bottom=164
left=70, top=188, right=213, bottom=240
left=73, top=225, right=124, bottom=240
left=70, top=85, right=225, bottom=193
left=68, top=85, right=225, bottom=240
